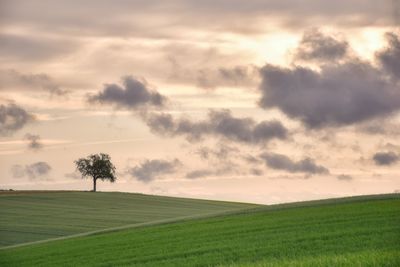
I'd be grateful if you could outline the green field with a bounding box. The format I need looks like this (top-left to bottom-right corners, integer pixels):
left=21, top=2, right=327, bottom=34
left=0, top=193, right=399, bottom=266
left=0, top=191, right=257, bottom=248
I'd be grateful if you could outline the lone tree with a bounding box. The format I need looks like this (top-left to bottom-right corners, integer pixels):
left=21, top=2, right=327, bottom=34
left=75, top=153, right=116, bottom=192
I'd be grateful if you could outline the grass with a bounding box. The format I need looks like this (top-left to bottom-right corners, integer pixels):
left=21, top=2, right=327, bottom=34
left=0, top=191, right=257, bottom=248
left=0, top=193, right=399, bottom=266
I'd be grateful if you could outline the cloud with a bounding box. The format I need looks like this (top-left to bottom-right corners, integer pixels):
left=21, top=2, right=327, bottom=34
left=243, top=154, right=263, bottom=164
left=163, top=43, right=260, bottom=89
left=1, top=0, right=396, bottom=41
left=88, top=76, right=166, bottom=110
left=0, top=33, right=77, bottom=61
left=11, top=162, right=52, bottom=179
left=185, top=165, right=237, bottom=179
left=394, top=0, right=400, bottom=25
left=357, top=119, right=400, bottom=136
left=0, top=103, right=34, bottom=136
left=185, top=169, right=214, bottom=179
left=143, top=109, right=288, bottom=144
left=195, top=144, right=239, bottom=160
left=64, top=171, right=81, bottom=180
left=128, top=159, right=181, bottom=182
left=187, top=143, right=267, bottom=179
left=195, top=66, right=259, bottom=90
left=260, top=152, right=329, bottom=175
left=0, top=69, right=68, bottom=95
left=186, top=157, right=330, bottom=179
left=24, top=133, right=43, bottom=151
left=250, top=168, right=264, bottom=176
left=181, top=1, right=395, bottom=30
left=218, top=66, right=259, bottom=86
left=373, top=151, right=399, bottom=165
left=259, top=32, right=400, bottom=128
left=294, top=28, right=348, bottom=62
left=169, top=64, right=259, bottom=90
left=337, top=174, right=353, bottom=181
left=377, top=32, right=400, bottom=80
left=10, top=165, right=25, bottom=179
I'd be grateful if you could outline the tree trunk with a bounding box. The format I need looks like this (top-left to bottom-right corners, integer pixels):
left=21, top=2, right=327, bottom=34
left=93, top=177, right=97, bottom=192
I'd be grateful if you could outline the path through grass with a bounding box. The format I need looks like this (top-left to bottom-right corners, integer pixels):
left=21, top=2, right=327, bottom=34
left=0, top=191, right=257, bottom=247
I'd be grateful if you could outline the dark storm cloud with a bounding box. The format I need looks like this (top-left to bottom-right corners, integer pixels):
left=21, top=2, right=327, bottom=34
left=11, top=162, right=52, bottom=179
left=259, top=63, right=400, bottom=128
left=294, top=28, right=348, bottom=62
left=88, top=76, right=166, bottom=110
left=24, top=133, right=43, bottom=151
left=0, top=69, right=67, bottom=95
left=260, top=152, right=329, bottom=175
left=0, top=103, right=34, bottom=136
left=373, top=151, right=399, bottom=165
left=0, top=33, right=77, bottom=61
left=128, top=159, right=181, bottom=182
left=143, top=110, right=288, bottom=144
left=259, top=32, right=400, bottom=128
left=377, top=32, right=400, bottom=80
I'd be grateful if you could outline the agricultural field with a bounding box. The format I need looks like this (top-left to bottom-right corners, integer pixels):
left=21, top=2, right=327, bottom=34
left=0, top=192, right=399, bottom=266
left=0, top=191, right=257, bottom=248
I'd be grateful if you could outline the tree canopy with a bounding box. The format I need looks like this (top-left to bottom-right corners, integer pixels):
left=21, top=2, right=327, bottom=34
left=75, top=153, right=116, bottom=192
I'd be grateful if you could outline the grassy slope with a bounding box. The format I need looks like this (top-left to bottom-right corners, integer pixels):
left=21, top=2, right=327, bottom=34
left=0, top=191, right=257, bottom=247
left=1, top=194, right=399, bottom=266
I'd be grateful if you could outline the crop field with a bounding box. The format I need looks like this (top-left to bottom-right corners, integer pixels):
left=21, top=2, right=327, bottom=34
left=0, top=191, right=257, bottom=248
left=0, top=193, right=399, bottom=266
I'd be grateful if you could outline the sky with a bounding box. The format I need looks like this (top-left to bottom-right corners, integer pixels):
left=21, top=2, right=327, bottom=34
left=0, top=0, right=399, bottom=204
